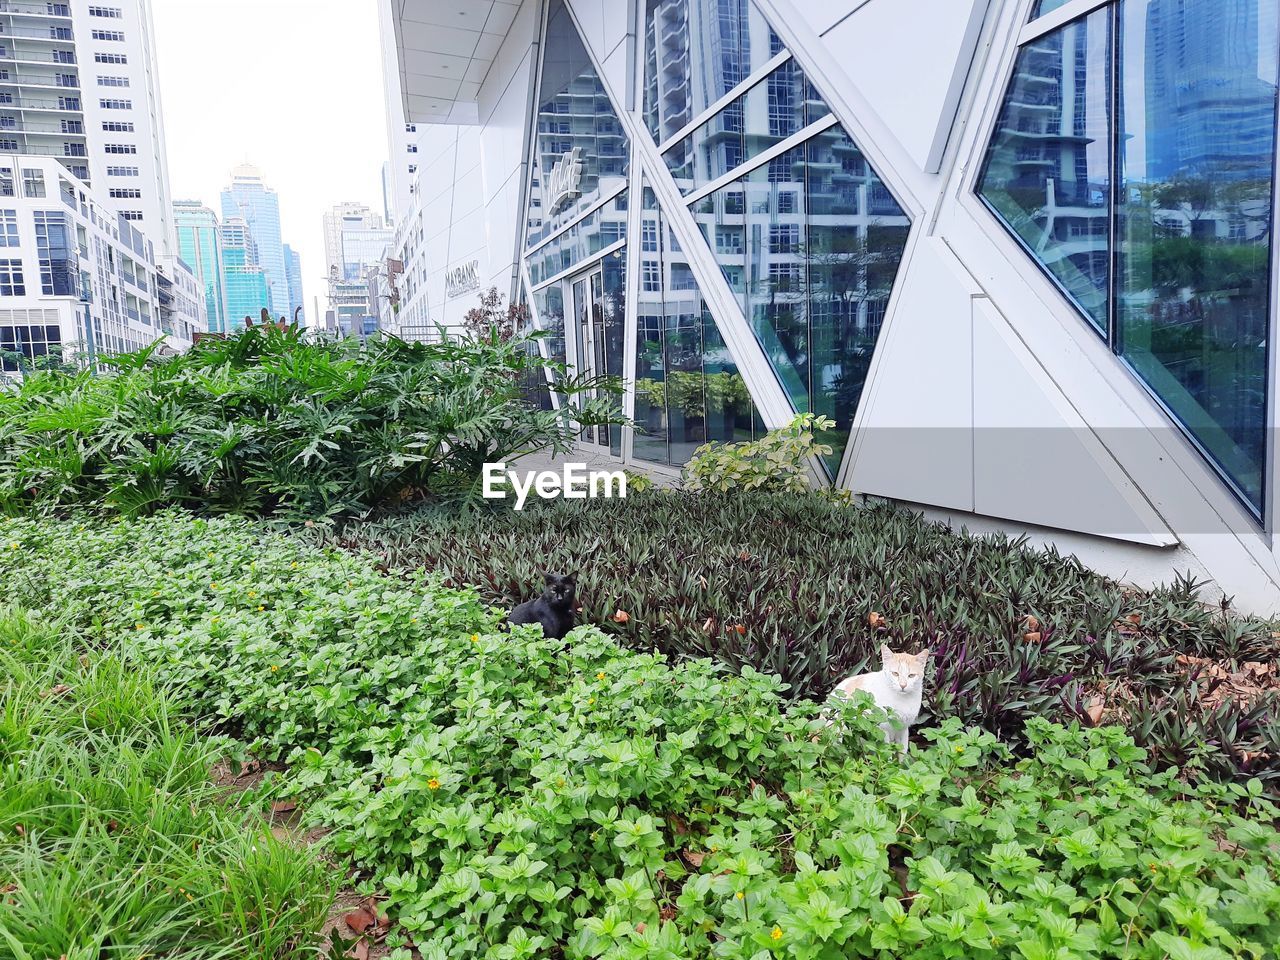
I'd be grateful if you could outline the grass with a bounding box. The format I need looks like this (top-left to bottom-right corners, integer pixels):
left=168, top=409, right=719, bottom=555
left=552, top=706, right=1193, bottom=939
left=0, top=606, right=334, bottom=960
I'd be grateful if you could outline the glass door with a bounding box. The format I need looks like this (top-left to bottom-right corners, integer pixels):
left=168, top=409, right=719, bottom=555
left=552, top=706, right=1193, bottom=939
left=571, top=265, right=609, bottom=449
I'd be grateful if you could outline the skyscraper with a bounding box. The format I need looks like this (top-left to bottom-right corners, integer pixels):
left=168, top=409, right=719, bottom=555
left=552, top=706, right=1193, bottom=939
left=283, top=244, right=304, bottom=325
left=0, top=1, right=177, bottom=256
left=220, top=164, right=289, bottom=318
left=173, top=201, right=228, bottom=334
left=220, top=217, right=270, bottom=330
left=322, top=202, right=392, bottom=337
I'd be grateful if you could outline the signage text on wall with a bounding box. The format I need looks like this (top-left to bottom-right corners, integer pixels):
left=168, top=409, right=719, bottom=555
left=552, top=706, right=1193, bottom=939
left=445, top=259, right=481, bottom=299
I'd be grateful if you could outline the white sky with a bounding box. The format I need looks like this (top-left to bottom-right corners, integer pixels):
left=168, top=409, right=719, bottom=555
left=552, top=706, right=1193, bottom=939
left=151, top=0, right=391, bottom=322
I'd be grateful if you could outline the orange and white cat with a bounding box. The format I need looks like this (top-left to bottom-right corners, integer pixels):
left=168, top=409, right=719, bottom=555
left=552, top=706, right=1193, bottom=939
left=830, top=645, right=930, bottom=753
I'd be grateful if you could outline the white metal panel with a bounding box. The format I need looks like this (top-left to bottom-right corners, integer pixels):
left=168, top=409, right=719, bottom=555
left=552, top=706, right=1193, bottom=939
left=821, top=0, right=987, bottom=174
left=972, top=298, right=1175, bottom=547
left=845, top=238, right=977, bottom=513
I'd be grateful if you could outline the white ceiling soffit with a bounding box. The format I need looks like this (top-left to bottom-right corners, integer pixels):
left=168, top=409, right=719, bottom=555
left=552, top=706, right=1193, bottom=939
left=393, top=0, right=520, bottom=125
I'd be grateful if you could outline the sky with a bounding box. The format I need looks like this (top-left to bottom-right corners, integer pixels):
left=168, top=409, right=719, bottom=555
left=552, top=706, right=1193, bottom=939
left=151, top=0, right=392, bottom=323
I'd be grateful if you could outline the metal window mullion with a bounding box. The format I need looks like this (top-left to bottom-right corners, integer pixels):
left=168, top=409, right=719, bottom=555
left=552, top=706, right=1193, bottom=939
left=525, top=181, right=628, bottom=257
left=654, top=50, right=793, bottom=155
left=1107, top=0, right=1120, bottom=352
left=1020, top=0, right=1113, bottom=44
left=529, top=238, right=627, bottom=292
left=683, top=112, right=839, bottom=208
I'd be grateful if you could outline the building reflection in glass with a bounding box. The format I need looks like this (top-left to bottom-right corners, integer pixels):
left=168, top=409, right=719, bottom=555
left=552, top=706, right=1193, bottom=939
left=980, top=0, right=1277, bottom=514
left=527, top=0, right=629, bottom=249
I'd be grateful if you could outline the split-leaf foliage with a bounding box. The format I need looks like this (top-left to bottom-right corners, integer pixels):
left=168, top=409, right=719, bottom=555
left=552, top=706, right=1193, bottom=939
left=0, top=325, right=622, bottom=523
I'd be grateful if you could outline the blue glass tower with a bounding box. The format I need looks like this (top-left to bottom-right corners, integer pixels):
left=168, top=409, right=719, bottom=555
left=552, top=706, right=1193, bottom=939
left=220, top=218, right=271, bottom=330
left=283, top=244, right=304, bottom=324
left=173, top=201, right=228, bottom=334
left=220, top=164, right=289, bottom=319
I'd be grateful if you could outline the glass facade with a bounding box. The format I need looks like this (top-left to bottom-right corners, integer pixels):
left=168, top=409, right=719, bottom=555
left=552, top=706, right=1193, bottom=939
left=527, top=190, right=628, bottom=285
left=33, top=211, right=77, bottom=296
left=1032, top=0, right=1075, bottom=18
left=642, top=0, right=782, bottom=146
left=977, top=10, right=1113, bottom=331
left=175, top=203, right=228, bottom=334
left=635, top=183, right=758, bottom=467
left=978, top=0, right=1278, bottom=515
left=691, top=124, right=910, bottom=473
left=663, top=57, right=830, bottom=196
left=526, top=0, right=629, bottom=249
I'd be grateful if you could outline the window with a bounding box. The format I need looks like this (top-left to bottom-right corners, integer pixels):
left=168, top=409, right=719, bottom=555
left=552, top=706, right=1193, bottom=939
left=33, top=211, right=75, bottom=296
left=977, top=0, right=1278, bottom=515
left=632, top=181, right=759, bottom=466
left=525, top=0, right=629, bottom=248
left=95, top=53, right=127, bottom=64
left=120, top=211, right=142, bottom=221
left=641, top=219, right=658, bottom=252
left=106, top=166, right=138, bottom=177
left=642, top=260, right=660, bottom=292
left=88, top=5, right=123, bottom=16
left=769, top=223, right=799, bottom=254
left=0, top=169, right=12, bottom=199
left=104, top=144, right=136, bottom=154
left=108, top=188, right=141, bottom=199
left=99, top=99, right=132, bottom=110
left=642, top=0, right=786, bottom=143
left=91, top=30, right=125, bottom=41
left=97, top=76, right=130, bottom=87
left=0, top=322, right=61, bottom=372
left=102, top=121, right=134, bottom=132
left=22, top=169, right=45, bottom=198
left=0, top=210, right=17, bottom=247
left=662, top=60, right=828, bottom=195
left=0, top=140, right=14, bottom=152
left=407, top=143, right=417, bottom=153
left=0, top=259, right=25, bottom=296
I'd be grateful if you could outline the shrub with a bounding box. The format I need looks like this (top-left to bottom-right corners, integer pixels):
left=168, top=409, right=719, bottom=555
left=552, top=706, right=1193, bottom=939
left=0, top=606, right=333, bottom=959
left=335, top=491, right=1280, bottom=791
left=684, top=413, right=833, bottom=493
left=1, top=512, right=1278, bottom=959
left=0, top=324, right=624, bottom=523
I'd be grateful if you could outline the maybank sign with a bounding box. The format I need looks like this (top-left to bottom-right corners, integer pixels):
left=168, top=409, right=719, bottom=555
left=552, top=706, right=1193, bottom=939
left=444, top=259, right=481, bottom=299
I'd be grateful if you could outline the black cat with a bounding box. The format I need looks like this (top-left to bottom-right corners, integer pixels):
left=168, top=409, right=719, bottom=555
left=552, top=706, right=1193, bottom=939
left=509, top=572, right=577, bottom=640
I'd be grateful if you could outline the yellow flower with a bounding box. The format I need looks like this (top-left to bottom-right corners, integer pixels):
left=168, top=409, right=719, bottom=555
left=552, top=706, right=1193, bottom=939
left=270, top=665, right=278, bottom=672
left=411, top=617, right=418, bottom=624
left=596, top=671, right=606, bottom=681
left=257, top=605, right=265, bottom=612
left=588, top=697, right=595, bottom=705
left=8, top=542, right=17, bottom=550
left=248, top=591, right=256, bottom=599
left=470, top=633, right=479, bottom=642
left=210, top=582, right=218, bottom=590
left=427, top=778, right=440, bottom=791
left=770, top=926, right=783, bottom=941
left=134, top=623, right=144, bottom=630
left=290, top=562, right=297, bottom=569
left=211, top=616, right=219, bottom=624
left=735, top=891, right=744, bottom=900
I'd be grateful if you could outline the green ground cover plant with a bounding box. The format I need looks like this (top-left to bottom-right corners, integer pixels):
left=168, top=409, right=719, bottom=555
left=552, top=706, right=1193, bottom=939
left=1, top=512, right=1278, bottom=959
left=0, top=324, right=621, bottom=523
left=0, top=606, right=332, bottom=959
left=337, top=492, right=1280, bottom=791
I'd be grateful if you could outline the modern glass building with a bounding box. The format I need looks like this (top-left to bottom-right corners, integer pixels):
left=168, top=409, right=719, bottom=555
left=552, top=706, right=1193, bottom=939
left=220, top=164, right=289, bottom=319
left=381, top=0, right=1280, bottom=612
left=283, top=243, right=304, bottom=324
left=173, top=200, right=228, bottom=334
left=220, top=217, right=270, bottom=330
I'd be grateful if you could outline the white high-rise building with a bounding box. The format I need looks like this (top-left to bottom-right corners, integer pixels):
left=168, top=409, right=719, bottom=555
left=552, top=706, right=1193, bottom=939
left=0, top=0, right=200, bottom=360
left=0, top=0, right=176, bottom=257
